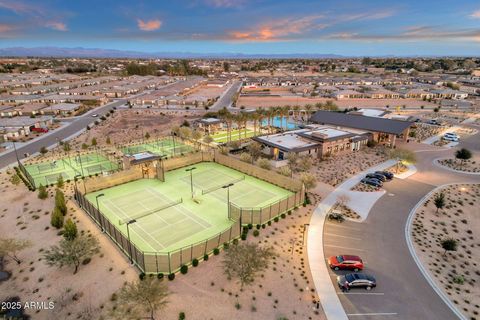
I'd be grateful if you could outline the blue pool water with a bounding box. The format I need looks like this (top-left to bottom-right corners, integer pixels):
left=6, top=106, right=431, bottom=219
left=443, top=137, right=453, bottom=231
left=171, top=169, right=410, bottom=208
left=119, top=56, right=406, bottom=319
left=261, top=116, right=298, bottom=130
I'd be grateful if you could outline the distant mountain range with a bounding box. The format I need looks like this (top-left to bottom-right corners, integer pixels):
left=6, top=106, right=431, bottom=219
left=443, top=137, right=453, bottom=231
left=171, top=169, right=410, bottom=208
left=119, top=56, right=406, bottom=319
left=0, top=46, right=345, bottom=59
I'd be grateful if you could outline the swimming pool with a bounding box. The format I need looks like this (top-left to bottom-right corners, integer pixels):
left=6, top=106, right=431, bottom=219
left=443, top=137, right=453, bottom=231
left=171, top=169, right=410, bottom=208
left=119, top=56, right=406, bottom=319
left=261, top=116, right=299, bottom=130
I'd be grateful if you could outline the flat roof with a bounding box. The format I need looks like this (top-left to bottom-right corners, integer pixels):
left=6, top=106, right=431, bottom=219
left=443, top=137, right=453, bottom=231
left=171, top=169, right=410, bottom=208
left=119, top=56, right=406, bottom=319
left=253, top=129, right=320, bottom=152
left=298, top=127, right=354, bottom=142
left=0, top=115, right=52, bottom=127
left=310, top=110, right=413, bottom=135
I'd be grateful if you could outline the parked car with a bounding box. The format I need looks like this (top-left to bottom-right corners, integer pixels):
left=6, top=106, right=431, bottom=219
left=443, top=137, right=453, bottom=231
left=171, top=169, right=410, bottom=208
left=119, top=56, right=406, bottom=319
left=428, top=119, right=440, bottom=125
left=328, top=212, right=345, bottom=223
left=374, top=171, right=394, bottom=180
left=361, top=178, right=383, bottom=188
left=366, top=173, right=387, bottom=182
left=337, top=273, right=377, bottom=291
left=328, top=255, right=364, bottom=272
left=30, top=127, right=49, bottom=133
left=91, top=114, right=98, bottom=118
left=442, top=134, right=459, bottom=142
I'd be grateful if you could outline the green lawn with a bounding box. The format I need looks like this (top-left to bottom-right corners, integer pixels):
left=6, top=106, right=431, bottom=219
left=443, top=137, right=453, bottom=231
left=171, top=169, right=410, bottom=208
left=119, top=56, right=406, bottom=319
left=210, top=129, right=255, bottom=143
left=86, top=162, right=292, bottom=253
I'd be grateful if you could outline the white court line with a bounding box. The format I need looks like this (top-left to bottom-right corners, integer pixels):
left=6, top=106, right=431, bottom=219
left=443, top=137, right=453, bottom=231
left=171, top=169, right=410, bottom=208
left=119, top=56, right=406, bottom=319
left=137, top=201, right=169, bottom=226
left=106, top=199, right=165, bottom=250
left=102, top=199, right=158, bottom=251
left=347, top=313, right=397, bottom=316
left=145, top=187, right=211, bottom=230
left=150, top=217, right=190, bottom=235
left=324, top=244, right=365, bottom=251
left=324, top=233, right=362, bottom=240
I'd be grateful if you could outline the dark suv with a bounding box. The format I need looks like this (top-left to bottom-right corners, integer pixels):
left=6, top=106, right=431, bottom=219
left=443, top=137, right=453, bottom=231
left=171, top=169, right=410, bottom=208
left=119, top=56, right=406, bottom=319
left=375, top=171, right=394, bottom=180
left=337, top=273, right=377, bottom=291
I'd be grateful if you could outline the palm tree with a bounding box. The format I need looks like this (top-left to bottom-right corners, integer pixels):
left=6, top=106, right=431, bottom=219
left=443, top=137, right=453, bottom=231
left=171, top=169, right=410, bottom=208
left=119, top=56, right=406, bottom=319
left=304, top=104, right=313, bottom=122
left=293, top=105, right=300, bottom=120
left=251, top=111, right=261, bottom=136
left=266, top=108, right=275, bottom=133
left=220, top=112, right=233, bottom=143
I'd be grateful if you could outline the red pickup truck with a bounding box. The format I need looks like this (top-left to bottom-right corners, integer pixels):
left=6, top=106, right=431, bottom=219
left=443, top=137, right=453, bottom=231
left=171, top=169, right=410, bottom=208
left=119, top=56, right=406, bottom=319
left=30, top=127, right=49, bottom=133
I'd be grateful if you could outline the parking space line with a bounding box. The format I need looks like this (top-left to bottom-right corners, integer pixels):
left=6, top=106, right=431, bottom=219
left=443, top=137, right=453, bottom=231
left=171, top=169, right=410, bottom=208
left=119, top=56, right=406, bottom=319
left=324, top=233, right=362, bottom=240
left=338, top=292, right=385, bottom=295
left=325, top=223, right=361, bottom=231
left=324, top=244, right=365, bottom=251
left=347, top=312, right=397, bottom=316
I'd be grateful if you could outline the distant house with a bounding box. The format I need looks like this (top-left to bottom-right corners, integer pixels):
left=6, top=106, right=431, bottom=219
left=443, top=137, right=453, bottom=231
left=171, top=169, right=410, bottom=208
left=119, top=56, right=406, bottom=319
left=309, top=110, right=413, bottom=147
left=44, top=103, right=81, bottom=116
left=0, top=116, right=53, bottom=140
left=332, top=89, right=365, bottom=99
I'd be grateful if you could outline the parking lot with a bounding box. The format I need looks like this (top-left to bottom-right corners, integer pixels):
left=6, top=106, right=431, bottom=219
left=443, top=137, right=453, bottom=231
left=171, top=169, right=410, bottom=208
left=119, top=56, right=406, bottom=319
left=323, top=178, right=458, bottom=320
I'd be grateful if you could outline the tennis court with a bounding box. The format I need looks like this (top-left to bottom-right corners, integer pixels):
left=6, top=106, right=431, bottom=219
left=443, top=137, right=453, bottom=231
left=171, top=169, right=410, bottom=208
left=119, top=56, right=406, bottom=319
left=122, top=137, right=194, bottom=158
left=86, top=162, right=292, bottom=253
left=24, top=153, right=119, bottom=187
left=210, top=129, right=255, bottom=143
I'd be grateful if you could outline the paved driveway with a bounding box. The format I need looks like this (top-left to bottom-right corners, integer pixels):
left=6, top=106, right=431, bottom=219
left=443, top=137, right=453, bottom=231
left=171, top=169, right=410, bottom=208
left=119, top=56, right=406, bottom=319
left=324, top=178, right=457, bottom=319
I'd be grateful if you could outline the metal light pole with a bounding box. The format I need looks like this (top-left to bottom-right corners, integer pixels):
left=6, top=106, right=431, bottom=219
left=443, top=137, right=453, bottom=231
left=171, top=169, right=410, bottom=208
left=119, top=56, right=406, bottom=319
left=12, top=140, right=20, bottom=164
left=222, top=183, right=234, bottom=219
left=302, top=224, right=310, bottom=246
left=126, top=219, right=137, bottom=265
left=95, top=193, right=105, bottom=232
left=172, top=134, right=177, bottom=156
left=185, top=167, right=197, bottom=198
left=77, top=151, right=85, bottom=177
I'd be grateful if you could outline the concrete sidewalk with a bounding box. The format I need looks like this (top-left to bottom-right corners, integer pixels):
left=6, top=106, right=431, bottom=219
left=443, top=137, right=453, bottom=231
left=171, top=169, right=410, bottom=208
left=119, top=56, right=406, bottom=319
left=307, top=159, right=397, bottom=320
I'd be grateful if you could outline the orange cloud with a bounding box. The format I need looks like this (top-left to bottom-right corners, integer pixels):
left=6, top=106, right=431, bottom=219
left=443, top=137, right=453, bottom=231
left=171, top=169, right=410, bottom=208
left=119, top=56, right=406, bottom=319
left=46, top=21, right=67, bottom=31
left=229, top=15, right=325, bottom=41
left=470, top=10, right=480, bottom=19
left=137, top=19, right=162, bottom=31
left=0, top=23, right=15, bottom=33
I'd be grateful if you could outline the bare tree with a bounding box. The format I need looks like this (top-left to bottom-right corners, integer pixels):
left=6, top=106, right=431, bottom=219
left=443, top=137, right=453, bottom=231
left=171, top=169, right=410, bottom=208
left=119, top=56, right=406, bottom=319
left=112, top=277, right=169, bottom=320
left=336, top=194, right=351, bottom=208
left=0, top=238, right=32, bottom=264
left=223, top=243, right=275, bottom=289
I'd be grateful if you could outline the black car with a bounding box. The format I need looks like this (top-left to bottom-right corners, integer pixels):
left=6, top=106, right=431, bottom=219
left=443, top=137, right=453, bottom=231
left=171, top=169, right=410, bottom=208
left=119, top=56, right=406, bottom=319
left=337, top=273, right=377, bottom=291
left=361, top=178, right=383, bottom=188
left=375, top=171, right=394, bottom=180
left=366, top=173, right=386, bottom=182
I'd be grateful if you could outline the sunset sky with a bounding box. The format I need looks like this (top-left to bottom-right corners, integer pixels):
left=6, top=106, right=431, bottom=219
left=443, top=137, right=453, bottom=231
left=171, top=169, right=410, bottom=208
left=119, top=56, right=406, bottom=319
left=1, top=0, right=479, bottom=56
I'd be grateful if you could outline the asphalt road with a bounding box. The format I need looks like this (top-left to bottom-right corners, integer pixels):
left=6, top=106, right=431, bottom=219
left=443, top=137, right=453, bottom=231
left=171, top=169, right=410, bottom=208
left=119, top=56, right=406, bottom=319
left=211, top=80, right=242, bottom=110
left=324, top=130, right=480, bottom=320
left=0, top=99, right=127, bottom=169
left=324, top=178, right=454, bottom=320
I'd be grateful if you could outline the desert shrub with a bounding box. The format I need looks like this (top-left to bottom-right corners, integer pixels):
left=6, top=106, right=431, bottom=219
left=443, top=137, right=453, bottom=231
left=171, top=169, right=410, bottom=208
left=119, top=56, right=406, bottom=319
left=192, top=259, right=199, bottom=267
left=139, top=272, right=146, bottom=280
left=178, top=312, right=186, bottom=320
left=203, top=254, right=209, bottom=261
left=274, top=217, right=279, bottom=222
left=180, top=265, right=188, bottom=274
left=213, top=248, right=220, bottom=255
left=281, top=213, right=286, bottom=219
left=248, top=224, right=253, bottom=229
left=168, top=273, right=175, bottom=281
left=453, top=275, right=464, bottom=285
left=157, top=273, right=164, bottom=279
left=241, top=233, right=247, bottom=241
left=223, top=242, right=229, bottom=250
left=256, top=224, right=261, bottom=229
left=38, top=184, right=48, bottom=200
left=253, top=230, right=260, bottom=237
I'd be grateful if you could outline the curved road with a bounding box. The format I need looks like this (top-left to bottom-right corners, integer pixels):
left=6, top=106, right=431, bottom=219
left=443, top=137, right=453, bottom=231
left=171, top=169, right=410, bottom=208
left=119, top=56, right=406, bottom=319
left=322, top=130, right=479, bottom=319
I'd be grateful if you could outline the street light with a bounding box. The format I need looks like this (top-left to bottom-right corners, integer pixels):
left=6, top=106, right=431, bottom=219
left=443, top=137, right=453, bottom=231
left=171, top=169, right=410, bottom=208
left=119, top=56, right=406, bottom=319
left=222, top=183, right=234, bottom=219
left=77, top=151, right=85, bottom=177
left=185, top=167, right=197, bottom=198
left=95, top=193, right=105, bottom=232
left=302, top=224, right=310, bottom=246
left=126, top=219, right=137, bottom=265
left=12, top=140, right=20, bottom=164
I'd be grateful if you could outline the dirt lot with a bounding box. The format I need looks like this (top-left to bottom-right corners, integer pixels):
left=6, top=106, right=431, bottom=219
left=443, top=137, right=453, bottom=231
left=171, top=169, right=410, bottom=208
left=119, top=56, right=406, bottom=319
left=72, top=109, right=201, bottom=149
left=0, top=165, right=325, bottom=320
left=411, top=184, right=480, bottom=320
left=237, top=96, right=436, bottom=109
left=312, top=147, right=389, bottom=187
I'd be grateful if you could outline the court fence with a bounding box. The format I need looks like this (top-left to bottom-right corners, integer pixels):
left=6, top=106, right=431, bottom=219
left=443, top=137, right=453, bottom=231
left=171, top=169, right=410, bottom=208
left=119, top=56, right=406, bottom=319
left=17, top=161, right=36, bottom=189
left=229, top=191, right=303, bottom=225
left=75, top=150, right=304, bottom=274
left=74, top=187, right=241, bottom=274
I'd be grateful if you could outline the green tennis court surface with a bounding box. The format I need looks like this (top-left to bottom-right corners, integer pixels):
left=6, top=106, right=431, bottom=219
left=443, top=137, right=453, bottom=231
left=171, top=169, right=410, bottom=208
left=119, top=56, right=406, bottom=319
left=122, top=137, right=194, bottom=157
left=86, top=162, right=292, bottom=253
left=210, top=129, right=255, bottom=143
left=24, top=153, right=119, bottom=187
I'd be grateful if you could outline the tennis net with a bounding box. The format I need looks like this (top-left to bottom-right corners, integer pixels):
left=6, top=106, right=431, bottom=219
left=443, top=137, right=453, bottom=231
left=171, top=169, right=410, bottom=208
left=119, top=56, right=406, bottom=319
left=201, top=176, right=245, bottom=195
left=118, top=198, right=183, bottom=225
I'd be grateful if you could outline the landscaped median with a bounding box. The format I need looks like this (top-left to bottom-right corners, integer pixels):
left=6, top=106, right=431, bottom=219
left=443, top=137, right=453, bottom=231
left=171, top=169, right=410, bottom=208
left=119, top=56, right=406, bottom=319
left=408, top=184, right=479, bottom=320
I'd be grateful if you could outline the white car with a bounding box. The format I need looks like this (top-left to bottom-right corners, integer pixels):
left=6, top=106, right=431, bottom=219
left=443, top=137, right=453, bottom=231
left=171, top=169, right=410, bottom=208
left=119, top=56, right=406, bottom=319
left=443, top=134, right=459, bottom=142
left=91, top=114, right=98, bottom=118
